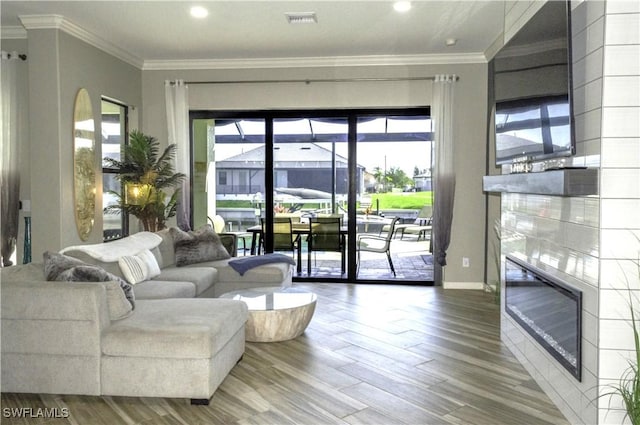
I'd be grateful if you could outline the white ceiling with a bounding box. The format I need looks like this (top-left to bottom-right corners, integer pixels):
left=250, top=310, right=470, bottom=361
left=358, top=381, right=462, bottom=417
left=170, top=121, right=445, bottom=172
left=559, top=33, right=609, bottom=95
left=1, top=1, right=505, bottom=69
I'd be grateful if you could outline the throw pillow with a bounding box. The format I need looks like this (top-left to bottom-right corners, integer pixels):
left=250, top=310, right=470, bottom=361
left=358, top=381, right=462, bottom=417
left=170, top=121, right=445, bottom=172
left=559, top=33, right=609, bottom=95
left=56, top=265, right=135, bottom=311
left=170, top=225, right=231, bottom=267
left=43, top=251, right=135, bottom=320
left=118, top=255, right=147, bottom=284
left=118, top=249, right=161, bottom=284
left=138, top=249, right=161, bottom=277
left=43, top=251, right=87, bottom=280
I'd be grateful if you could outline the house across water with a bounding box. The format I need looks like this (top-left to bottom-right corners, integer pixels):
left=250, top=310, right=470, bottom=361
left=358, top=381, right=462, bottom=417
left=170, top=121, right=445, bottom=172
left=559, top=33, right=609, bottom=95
left=216, top=142, right=365, bottom=197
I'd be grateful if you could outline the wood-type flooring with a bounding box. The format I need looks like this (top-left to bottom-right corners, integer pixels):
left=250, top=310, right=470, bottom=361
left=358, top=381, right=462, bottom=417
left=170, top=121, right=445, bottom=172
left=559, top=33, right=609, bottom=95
left=1, top=283, right=570, bottom=425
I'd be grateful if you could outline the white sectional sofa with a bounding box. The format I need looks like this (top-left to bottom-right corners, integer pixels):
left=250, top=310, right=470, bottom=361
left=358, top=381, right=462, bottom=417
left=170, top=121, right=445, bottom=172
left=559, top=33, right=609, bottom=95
left=0, top=225, right=294, bottom=404
left=62, top=227, right=293, bottom=299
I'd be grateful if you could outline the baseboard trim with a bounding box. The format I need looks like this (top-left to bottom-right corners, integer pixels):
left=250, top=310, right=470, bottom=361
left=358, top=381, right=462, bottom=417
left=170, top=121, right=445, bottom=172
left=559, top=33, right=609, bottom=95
left=443, top=281, right=485, bottom=290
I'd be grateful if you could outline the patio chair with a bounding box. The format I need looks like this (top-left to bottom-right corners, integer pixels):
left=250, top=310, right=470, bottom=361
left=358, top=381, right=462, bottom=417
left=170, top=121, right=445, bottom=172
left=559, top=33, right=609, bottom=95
left=308, top=217, right=345, bottom=275
left=261, top=217, right=301, bottom=260
left=208, top=215, right=252, bottom=255
left=387, top=205, right=432, bottom=240
left=402, top=222, right=432, bottom=242
left=315, top=213, right=344, bottom=224
left=357, top=216, right=400, bottom=276
left=208, top=215, right=226, bottom=233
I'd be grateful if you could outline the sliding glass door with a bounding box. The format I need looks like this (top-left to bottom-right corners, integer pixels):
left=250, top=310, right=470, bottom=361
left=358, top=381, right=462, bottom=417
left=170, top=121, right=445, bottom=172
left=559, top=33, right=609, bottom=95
left=191, top=117, right=265, bottom=241
left=273, top=117, right=349, bottom=277
left=355, top=115, right=433, bottom=281
left=190, top=109, right=433, bottom=284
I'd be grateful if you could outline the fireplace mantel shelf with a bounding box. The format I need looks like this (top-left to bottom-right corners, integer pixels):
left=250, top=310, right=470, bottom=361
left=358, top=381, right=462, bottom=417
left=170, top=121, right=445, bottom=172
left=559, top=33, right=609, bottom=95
left=482, top=168, right=598, bottom=196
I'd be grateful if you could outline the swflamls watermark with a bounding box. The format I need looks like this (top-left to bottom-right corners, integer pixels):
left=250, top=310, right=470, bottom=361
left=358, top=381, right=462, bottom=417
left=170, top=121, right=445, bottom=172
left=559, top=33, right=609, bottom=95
left=2, top=407, right=70, bottom=419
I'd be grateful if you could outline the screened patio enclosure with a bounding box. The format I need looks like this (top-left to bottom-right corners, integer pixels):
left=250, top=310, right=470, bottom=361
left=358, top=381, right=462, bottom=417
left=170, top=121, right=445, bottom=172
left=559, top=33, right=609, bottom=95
left=191, top=109, right=434, bottom=284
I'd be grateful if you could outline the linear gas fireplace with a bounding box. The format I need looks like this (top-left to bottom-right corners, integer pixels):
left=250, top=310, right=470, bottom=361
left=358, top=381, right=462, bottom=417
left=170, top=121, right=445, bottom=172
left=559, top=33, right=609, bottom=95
left=505, top=256, right=582, bottom=380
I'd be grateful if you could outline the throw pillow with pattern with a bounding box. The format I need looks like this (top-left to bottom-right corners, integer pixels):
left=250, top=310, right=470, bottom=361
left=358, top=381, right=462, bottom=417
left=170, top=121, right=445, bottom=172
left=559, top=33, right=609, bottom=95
left=170, top=225, right=231, bottom=267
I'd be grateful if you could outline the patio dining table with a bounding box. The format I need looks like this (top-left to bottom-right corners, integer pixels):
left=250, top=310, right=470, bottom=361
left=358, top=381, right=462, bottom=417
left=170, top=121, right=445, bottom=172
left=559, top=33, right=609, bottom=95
left=246, top=223, right=348, bottom=274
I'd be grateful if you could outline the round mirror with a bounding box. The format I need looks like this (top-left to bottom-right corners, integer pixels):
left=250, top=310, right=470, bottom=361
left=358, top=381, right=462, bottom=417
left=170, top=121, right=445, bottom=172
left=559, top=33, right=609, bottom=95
left=73, top=88, right=96, bottom=241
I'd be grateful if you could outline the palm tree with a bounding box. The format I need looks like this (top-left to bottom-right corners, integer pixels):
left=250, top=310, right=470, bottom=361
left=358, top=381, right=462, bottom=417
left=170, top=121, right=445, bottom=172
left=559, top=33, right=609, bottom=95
left=373, top=166, right=384, bottom=193
left=104, top=130, right=185, bottom=232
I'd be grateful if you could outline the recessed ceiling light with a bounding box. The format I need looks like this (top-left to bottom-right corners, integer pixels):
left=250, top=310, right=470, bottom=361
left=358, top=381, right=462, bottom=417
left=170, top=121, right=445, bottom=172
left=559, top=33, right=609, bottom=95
left=285, top=12, right=317, bottom=24
left=445, top=38, right=458, bottom=46
left=394, top=1, right=412, bottom=13
left=190, top=6, right=209, bottom=19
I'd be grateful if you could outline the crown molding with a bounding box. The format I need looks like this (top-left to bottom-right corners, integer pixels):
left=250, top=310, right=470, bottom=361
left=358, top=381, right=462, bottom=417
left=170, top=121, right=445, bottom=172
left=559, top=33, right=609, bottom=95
left=18, top=14, right=65, bottom=29
left=14, top=14, right=488, bottom=72
left=497, top=38, right=567, bottom=59
left=143, top=52, right=487, bottom=71
left=1, top=26, right=28, bottom=39
left=484, top=33, right=504, bottom=62
left=18, top=14, right=143, bottom=69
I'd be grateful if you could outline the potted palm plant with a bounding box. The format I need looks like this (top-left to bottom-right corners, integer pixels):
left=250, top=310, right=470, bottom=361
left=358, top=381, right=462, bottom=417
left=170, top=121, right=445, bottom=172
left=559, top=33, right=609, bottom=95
left=104, top=130, right=185, bottom=232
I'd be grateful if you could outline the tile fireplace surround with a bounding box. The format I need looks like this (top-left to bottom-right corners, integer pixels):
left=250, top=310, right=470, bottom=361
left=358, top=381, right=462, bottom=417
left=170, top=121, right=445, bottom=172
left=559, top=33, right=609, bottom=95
left=498, top=191, right=600, bottom=424
left=484, top=169, right=601, bottom=424
left=484, top=1, right=640, bottom=423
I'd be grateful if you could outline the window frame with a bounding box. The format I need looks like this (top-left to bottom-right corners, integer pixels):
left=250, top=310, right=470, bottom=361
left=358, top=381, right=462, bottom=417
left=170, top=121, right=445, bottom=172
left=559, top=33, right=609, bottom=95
left=101, top=97, right=129, bottom=241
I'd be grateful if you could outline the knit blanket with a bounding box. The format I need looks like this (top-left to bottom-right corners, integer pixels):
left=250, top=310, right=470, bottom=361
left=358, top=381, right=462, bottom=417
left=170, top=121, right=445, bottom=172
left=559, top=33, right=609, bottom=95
left=60, top=232, right=163, bottom=262
left=228, top=253, right=296, bottom=276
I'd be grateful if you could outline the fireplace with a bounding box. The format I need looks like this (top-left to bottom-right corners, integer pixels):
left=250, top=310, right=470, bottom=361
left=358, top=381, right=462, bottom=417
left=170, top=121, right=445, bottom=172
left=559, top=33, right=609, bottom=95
left=505, top=256, right=582, bottom=380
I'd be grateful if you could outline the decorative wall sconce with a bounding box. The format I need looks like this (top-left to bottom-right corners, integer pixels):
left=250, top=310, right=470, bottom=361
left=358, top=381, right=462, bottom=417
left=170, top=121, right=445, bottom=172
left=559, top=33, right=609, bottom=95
left=125, top=183, right=151, bottom=206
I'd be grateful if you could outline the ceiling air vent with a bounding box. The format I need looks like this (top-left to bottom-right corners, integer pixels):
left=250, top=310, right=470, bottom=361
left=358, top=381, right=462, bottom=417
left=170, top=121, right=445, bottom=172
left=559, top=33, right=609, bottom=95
left=285, top=12, right=317, bottom=24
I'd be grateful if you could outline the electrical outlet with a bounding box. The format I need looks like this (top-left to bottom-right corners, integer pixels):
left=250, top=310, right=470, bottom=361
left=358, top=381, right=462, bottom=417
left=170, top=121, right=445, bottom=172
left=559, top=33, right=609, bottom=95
left=462, top=257, right=470, bottom=268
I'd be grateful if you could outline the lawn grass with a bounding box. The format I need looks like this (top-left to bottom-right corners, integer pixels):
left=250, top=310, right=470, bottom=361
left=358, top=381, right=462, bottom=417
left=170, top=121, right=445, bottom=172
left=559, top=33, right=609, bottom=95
left=217, top=191, right=433, bottom=210
left=367, top=191, right=432, bottom=210
left=217, top=200, right=253, bottom=208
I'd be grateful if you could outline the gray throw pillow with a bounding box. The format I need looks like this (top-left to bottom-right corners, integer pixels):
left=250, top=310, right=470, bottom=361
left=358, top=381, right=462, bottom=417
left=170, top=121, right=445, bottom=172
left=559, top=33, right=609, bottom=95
left=57, top=266, right=135, bottom=320
left=43, top=251, right=135, bottom=312
left=43, top=251, right=87, bottom=280
left=56, top=265, right=135, bottom=309
left=170, top=225, right=231, bottom=267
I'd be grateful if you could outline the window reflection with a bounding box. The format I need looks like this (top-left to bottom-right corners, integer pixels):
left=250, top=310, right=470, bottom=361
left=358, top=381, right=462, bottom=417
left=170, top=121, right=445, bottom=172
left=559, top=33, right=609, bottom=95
left=101, top=99, right=127, bottom=241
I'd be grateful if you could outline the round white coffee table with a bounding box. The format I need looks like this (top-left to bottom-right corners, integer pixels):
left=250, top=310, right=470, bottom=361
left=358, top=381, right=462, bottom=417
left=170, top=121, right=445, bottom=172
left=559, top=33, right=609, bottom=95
left=220, top=286, right=317, bottom=342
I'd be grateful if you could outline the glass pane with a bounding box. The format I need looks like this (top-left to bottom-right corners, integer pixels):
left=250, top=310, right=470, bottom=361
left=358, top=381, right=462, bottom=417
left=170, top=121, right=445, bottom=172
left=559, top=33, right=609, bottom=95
left=103, top=173, right=123, bottom=240
left=387, top=116, right=432, bottom=133
left=274, top=117, right=348, bottom=277
left=356, top=115, right=433, bottom=281
left=192, top=118, right=265, bottom=256
left=190, top=110, right=433, bottom=283
left=101, top=99, right=126, bottom=241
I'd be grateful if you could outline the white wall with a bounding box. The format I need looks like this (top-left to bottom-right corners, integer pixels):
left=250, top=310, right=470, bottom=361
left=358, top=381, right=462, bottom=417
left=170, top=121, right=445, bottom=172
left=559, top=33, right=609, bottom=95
left=597, top=1, right=640, bottom=424
left=141, top=62, right=488, bottom=285
left=23, top=28, right=142, bottom=259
